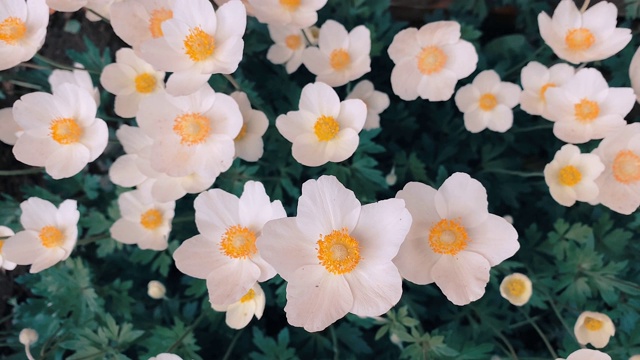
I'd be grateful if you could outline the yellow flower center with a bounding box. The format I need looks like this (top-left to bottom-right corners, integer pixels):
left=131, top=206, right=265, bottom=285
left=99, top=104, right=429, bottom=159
left=173, top=112, right=211, bottom=146
left=285, top=34, right=302, bottom=50
left=505, top=278, right=526, bottom=297
left=140, top=209, right=163, bottom=230
left=429, top=219, right=469, bottom=256
left=313, top=115, right=340, bottom=142
left=0, top=240, right=4, bottom=253
left=317, top=228, right=361, bottom=275
left=329, top=49, right=350, bottom=71
left=612, top=150, right=640, bottom=184
left=574, top=98, right=599, bottom=123
left=135, top=73, right=157, bottom=94
left=565, top=28, right=595, bottom=52
left=584, top=317, right=604, bottom=331
left=220, top=225, right=257, bottom=259
left=148, top=8, right=173, bottom=38
left=0, top=17, right=27, bottom=45
left=240, top=288, right=256, bottom=303
left=539, top=82, right=555, bottom=103
left=39, top=226, right=64, bottom=248
left=50, top=118, right=83, bottom=145
left=184, top=27, right=215, bottom=62
left=235, top=124, right=248, bottom=141
left=417, top=46, right=447, bottom=75
left=558, top=165, right=582, bottom=187
left=279, top=0, right=301, bottom=11
left=479, top=93, right=498, bottom=111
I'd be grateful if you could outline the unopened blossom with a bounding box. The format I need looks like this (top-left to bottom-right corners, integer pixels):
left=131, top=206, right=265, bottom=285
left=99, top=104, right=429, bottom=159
left=258, top=175, right=412, bottom=332
left=0, top=0, right=49, bottom=71
left=149, top=354, right=183, bottom=360
left=49, top=67, right=100, bottom=106
left=267, top=25, right=307, bottom=74
left=249, top=0, right=327, bottom=28
left=454, top=70, right=521, bottom=133
left=110, top=0, right=176, bottom=50
left=630, top=46, right=640, bottom=104
left=100, top=48, right=165, bottom=118
left=110, top=185, right=175, bottom=251
left=2, top=198, right=79, bottom=273
left=388, top=21, right=477, bottom=101
left=499, top=273, right=532, bottom=306
left=519, top=61, right=574, bottom=120
left=0, top=108, right=21, bottom=145
left=276, top=82, right=366, bottom=167
left=0, top=226, right=17, bottom=271
left=557, top=349, right=611, bottom=360
left=302, top=20, right=371, bottom=87
left=212, top=282, right=266, bottom=330
left=544, top=144, right=604, bottom=207
left=12, top=84, right=109, bottom=179
left=147, top=280, right=166, bottom=299
left=346, top=80, right=390, bottom=130
left=19, top=328, right=38, bottom=360
left=538, top=0, right=631, bottom=64
left=545, top=68, right=634, bottom=144
left=574, top=311, right=615, bottom=349
left=173, top=181, right=286, bottom=307
left=231, top=91, right=269, bottom=162
left=394, top=173, right=519, bottom=306
left=140, top=0, right=246, bottom=95
left=591, top=123, right=640, bottom=215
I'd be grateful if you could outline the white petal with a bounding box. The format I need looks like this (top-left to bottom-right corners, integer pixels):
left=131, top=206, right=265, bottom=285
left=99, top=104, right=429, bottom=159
left=465, top=214, right=519, bottom=266
left=431, top=252, right=491, bottom=306
left=434, top=172, right=489, bottom=227
left=345, top=261, right=402, bottom=317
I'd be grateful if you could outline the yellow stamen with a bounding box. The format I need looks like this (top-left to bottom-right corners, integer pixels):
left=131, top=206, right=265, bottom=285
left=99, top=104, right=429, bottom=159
left=50, top=118, right=83, bottom=145
left=574, top=98, right=599, bottom=123
left=140, top=209, right=163, bottom=230
left=39, top=226, right=64, bottom=248
left=565, top=28, right=595, bottom=51
left=240, top=288, right=256, bottom=303
left=539, top=82, right=555, bottom=103
left=558, top=165, right=582, bottom=187
left=313, top=115, right=340, bottom=142
left=279, top=0, right=301, bottom=11
left=0, top=240, right=4, bottom=253
left=317, top=228, right=361, bottom=275
left=220, top=225, right=257, bottom=259
left=184, top=27, right=215, bottom=62
left=148, top=8, right=173, bottom=38
left=329, top=49, right=350, bottom=71
left=505, top=278, right=526, bottom=297
left=0, top=17, right=27, bottom=45
left=613, top=150, right=640, bottom=184
left=429, top=219, right=469, bottom=256
left=584, top=317, right=603, bottom=331
left=135, top=73, right=157, bottom=94
left=478, top=93, right=498, bottom=111
left=285, top=34, right=302, bottom=50
left=235, top=124, right=248, bottom=141
left=173, top=112, right=211, bottom=146
left=417, top=46, right=447, bottom=75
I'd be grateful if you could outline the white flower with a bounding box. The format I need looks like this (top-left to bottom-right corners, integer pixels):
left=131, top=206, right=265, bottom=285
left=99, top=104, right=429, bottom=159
left=136, top=85, right=242, bottom=180
left=388, top=21, right=477, bottom=101
left=394, top=173, right=520, bottom=306
left=499, top=273, right=532, bottom=306
left=140, top=0, right=246, bottom=96
left=2, top=198, right=79, bottom=273
left=100, top=48, right=165, bottom=118
left=267, top=25, right=307, bottom=74
left=12, top=84, right=109, bottom=179
left=46, top=0, right=86, bottom=12
left=215, top=0, right=254, bottom=16
left=147, top=280, right=166, bottom=299
left=173, top=181, right=286, bottom=307
left=0, top=107, right=22, bottom=145
left=110, top=185, right=175, bottom=251
left=248, top=0, right=327, bottom=28
left=110, top=0, right=176, bottom=50
left=346, top=80, right=390, bottom=130
left=454, top=70, right=521, bottom=133
left=538, top=0, right=631, bottom=64
left=231, top=91, right=268, bottom=162
left=544, top=144, right=604, bottom=207
left=149, top=354, right=183, bottom=360
left=258, top=175, right=412, bottom=332
left=276, top=82, right=366, bottom=167
left=385, top=166, right=397, bottom=186
left=545, top=68, right=634, bottom=144
left=630, top=46, right=640, bottom=104
left=302, top=20, right=371, bottom=87
left=629, top=356, right=640, bottom=360
left=591, top=123, right=640, bottom=215
left=574, top=311, right=615, bottom=349
left=0, top=226, right=17, bottom=271
left=557, top=349, right=611, bottom=360
left=49, top=67, right=101, bottom=106
left=84, top=0, right=120, bottom=22
left=212, top=282, right=266, bottom=330
left=519, top=61, right=574, bottom=120
left=0, top=0, right=49, bottom=71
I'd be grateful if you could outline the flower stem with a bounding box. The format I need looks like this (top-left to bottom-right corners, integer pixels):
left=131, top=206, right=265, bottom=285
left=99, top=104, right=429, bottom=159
left=330, top=325, right=340, bottom=360
left=482, top=169, right=544, bottom=178
left=512, top=124, right=553, bottom=133
left=33, top=54, right=98, bottom=74
left=0, top=168, right=43, bottom=176
left=223, top=74, right=241, bottom=91
left=580, top=0, right=590, bottom=12
left=166, top=312, right=206, bottom=353
left=221, top=329, right=244, bottom=360
left=85, top=8, right=110, bottom=23
left=518, top=307, right=558, bottom=359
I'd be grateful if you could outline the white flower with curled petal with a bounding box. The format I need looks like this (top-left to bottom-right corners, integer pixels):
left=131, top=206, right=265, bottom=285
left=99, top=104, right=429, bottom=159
left=100, top=48, right=165, bottom=118
left=140, top=0, right=246, bottom=96
left=2, top=198, right=79, bottom=273
left=249, top=0, right=327, bottom=28
left=212, top=282, right=266, bottom=330
left=0, top=0, right=49, bottom=71
left=302, top=20, right=371, bottom=87
left=258, top=175, right=412, bottom=332
left=454, top=70, right=521, bottom=133
left=110, top=0, right=175, bottom=50
left=231, top=91, right=268, bottom=162
left=0, top=108, right=22, bottom=145
left=12, top=84, right=109, bottom=179
left=574, top=311, right=615, bottom=349
left=267, top=25, right=307, bottom=74
left=0, top=226, right=17, bottom=271
left=519, top=61, right=574, bottom=120
left=499, top=273, right=532, bottom=306
left=545, top=68, right=634, bottom=144
left=630, top=46, right=640, bottom=104
left=544, top=144, right=604, bottom=207
left=393, top=173, right=520, bottom=306
left=388, top=21, right=477, bottom=102
left=346, top=80, right=390, bottom=130
left=557, top=349, right=611, bottom=360
left=538, top=0, right=631, bottom=64
left=173, top=181, right=286, bottom=307
left=276, top=82, right=366, bottom=167
left=49, top=67, right=100, bottom=106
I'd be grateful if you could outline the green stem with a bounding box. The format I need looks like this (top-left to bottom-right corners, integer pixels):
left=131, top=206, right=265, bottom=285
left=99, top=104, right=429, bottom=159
left=77, top=235, right=108, bottom=246
left=482, top=169, right=544, bottom=178
left=330, top=325, right=339, bottom=360
left=221, top=330, right=244, bottom=360
left=223, top=74, right=241, bottom=91
left=166, top=312, right=206, bottom=353
left=503, top=46, right=545, bottom=78
left=0, top=168, right=43, bottom=176
left=547, top=296, right=575, bottom=341
left=469, top=311, right=518, bottom=360
left=518, top=308, right=558, bottom=359
left=512, top=124, right=553, bottom=133
left=33, top=54, right=98, bottom=74
left=7, top=80, right=44, bottom=90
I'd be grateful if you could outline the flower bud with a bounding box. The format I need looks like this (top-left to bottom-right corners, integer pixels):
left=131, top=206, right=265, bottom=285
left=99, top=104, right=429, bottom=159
left=385, top=166, right=397, bottom=186
left=147, top=280, right=166, bottom=299
left=19, top=328, right=38, bottom=345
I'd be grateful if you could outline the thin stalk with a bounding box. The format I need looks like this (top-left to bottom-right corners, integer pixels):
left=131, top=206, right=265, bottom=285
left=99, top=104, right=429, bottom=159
left=7, top=80, right=44, bottom=90
left=77, top=235, right=108, bottom=246
left=482, top=169, right=544, bottom=178
left=33, top=54, right=98, bottom=74
left=223, top=74, right=241, bottom=91
left=518, top=308, right=558, bottom=359
left=469, top=311, right=518, bottom=360
left=24, top=345, right=35, bottom=360
left=512, top=124, right=553, bottom=133
left=166, top=312, right=206, bottom=353
left=547, top=297, right=576, bottom=340
left=85, top=8, right=110, bottom=23
left=221, top=330, right=243, bottom=360
left=503, top=46, right=545, bottom=78
left=580, top=0, right=590, bottom=12
left=330, top=325, right=340, bottom=360
left=0, top=168, right=43, bottom=176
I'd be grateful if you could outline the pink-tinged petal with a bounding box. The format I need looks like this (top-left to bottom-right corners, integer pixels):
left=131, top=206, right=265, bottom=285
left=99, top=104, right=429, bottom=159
left=235, top=134, right=264, bottom=162
left=238, top=181, right=281, bottom=230
left=454, top=84, right=480, bottom=113
left=276, top=110, right=315, bottom=143
left=520, top=61, right=549, bottom=90
left=285, top=50, right=304, bottom=74
left=345, top=261, right=402, bottom=317
left=225, top=301, right=256, bottom=329
left=173, top=234, right=225, bottom=278
left=463, top=109, right=489, bottom=133
left=291, top=9, right=316, bottom=29
left=348, top=25, right=371, bottom=59
left=417, top=70, right=458, bottom=102
left=12, top=134, right=57, bottom=167
left=139, top=37, right=191, bottom=72
left=302, top=47, right=332, bottom=76
left=206, top=259, right=261, bottom=306
left=472, top=70, right=501, bottom=93
left=45, top=144, right=90, bottom=179
left=29, top=248, right=66, bottom=273
left=214, top=1, right=247, bottom=42
left=165, top=71, right=211, bottom=96
left=326, top=128, right=360, bottom=163
left=267, top=44, right=293, bottom=64
left=151, top=177, right=188, bottom=202
left=442, top=40, right=477, bottom=79
left=465, top=214, right=519, bottom=266
left=114, top=92, right=144, bottom=119
left=193, top=189, right=239, bottom=236
left=589, top=28, right=631, bottom=62
left=2, top=230, right=46, bottom=264
left=109, top=155, right=147, bottom=187
left=252, top=252, right=277, bottom=282
left=434, top=172, right=489, bottom=227
left=431, top=252, right=491, bottom=306
left=57, top=199, right=79, bottom=228
left=396, top=182, right=440, bottom=226
left=299, top=82, right=340, bottom=117
left=552, top=120, right=592, bottom=144
left=487, top=105, right=514, bottom=133
left=291, top=133, right=329, bottom=166
left=416, top=21, right=460, bottom=46
left=390, top=58, right=422, bottom=101
left=336, top=99, right=366, bottom=132
left=206, top=93, right=243, bottom=137
left=284, top=265, right=353, bottom=332
left=601, top=88, right=635, bottom=118
left=551, top=0, right=581, bottom=32
left=393, top=233, right=442, bottom=285
left=20, top=198, right=59, bottom=230
left=318, top=20, right=349, bottom=53
left=100, top=63, right=136, bottom=95
left=496, top=82, right=521, bottom=108
left=387, top=27, right=420, bottom=63
left=82, top=119, right=108, bottom=161
left=0, top=107, right=20, bottom=145
left=13, top=92, right=62, bottom=130
left=172, top=0, right=216, bottom=34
